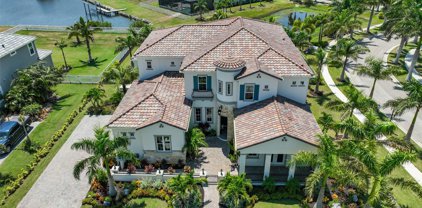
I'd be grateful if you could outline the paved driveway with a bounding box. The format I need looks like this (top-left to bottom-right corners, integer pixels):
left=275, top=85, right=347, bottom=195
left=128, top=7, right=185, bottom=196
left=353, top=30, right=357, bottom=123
left=18, top=115, right=111, bottom=208
left=346, top=35, right=422, bottom=146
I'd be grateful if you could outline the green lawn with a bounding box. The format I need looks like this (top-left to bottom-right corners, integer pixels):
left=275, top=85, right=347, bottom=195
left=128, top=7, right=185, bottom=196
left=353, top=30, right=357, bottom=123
left=125, top=197, right=168, bottom=207
left=387, top=43, right=421, bottom=83
left=254, top=199, right=301, bottom=208
left=16, top=30, right=126, bottom=76
left=0, top=84, right=116, bottom=207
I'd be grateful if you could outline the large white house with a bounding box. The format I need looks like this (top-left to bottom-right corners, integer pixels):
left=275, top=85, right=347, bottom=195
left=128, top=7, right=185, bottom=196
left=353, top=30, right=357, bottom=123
left=108, top=17, right=321, bottom=183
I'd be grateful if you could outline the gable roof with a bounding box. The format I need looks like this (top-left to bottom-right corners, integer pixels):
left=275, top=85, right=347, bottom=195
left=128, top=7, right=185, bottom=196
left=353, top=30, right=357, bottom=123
left=235, top=58, right=282, bottom=80
left=108, top=72, right=192, bottom=130
left=234, top=96, right=321, bottom=149
left=134, top=17, right=313, bottom=77
left=0, top=33, right=36, bottom=59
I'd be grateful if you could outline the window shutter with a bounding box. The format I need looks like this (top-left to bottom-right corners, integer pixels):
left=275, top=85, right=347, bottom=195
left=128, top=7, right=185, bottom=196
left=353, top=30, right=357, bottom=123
left=239, top=85, right=245, bottom=100
left=254, top=84, right=260, bottom=100
left=193, top=76, right=198, bottom=91
left=207, top=76, right=212, bottom=91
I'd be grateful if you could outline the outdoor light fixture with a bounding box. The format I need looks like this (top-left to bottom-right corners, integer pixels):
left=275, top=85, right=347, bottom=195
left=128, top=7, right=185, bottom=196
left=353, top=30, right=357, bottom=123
left=217, top=105, right=222, bottom=115
left=202, top=168, right=205, bottom=175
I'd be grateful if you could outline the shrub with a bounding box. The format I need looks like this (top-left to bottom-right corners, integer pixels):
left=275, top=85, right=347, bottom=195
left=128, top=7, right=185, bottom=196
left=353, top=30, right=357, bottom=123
left=263, top=176, right=276, bottom=193
left=378, top=12, right=384, bottom=19
left=286, top=178, right=301, bottom=195
left=21, top=103, right=42, bottom=118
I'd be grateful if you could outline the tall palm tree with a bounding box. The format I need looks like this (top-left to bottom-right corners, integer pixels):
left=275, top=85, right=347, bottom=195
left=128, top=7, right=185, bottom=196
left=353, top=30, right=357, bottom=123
left=76, top=17, right=101, bottom=63
left=183, top=127, right=208, bottom=160
left=217, top=173, right=253, bottom=208
left=325, top=10, right=361, bottom=44
left=114, top=35, right=137, bottom=66
left=365, top=0, right=379, bottom=33
left=314, top=48, right=326, bottom=94
left=67, top=24, right=81, bottom=45
left=292, top=18, right=316, bottom=35
left=290, top=134, right=341, bottom=208
left=340, top=140, right=417, bottom=206
left=313, top=13, right=330, bottom=45
left=54, top=39, right=69, bottom=70
left=383, top=80, right=422, bottom=142
left=72, top=127, right=136, bottom=200
left=102, top=62, right=137, bottom=93
left=361, top=110, right=397, bottom=140
left=356, top=57, right=401, bottom=98
left=83, top=87, right=105, bottom=111
left=331, top=38, right=369, bottom=82
left=194, top=0, right=208, bottom=21
left=317, top=112, right=334, bottom=133
left=326, top=86, right=377, bottom=119
left=167, top=172, right=207, bottom=207
left=335, top=117, right=365, bottom=139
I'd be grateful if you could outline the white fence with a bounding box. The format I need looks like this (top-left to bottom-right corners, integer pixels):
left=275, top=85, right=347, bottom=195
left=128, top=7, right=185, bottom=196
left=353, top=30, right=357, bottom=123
left=2, top=25, right=130, bottom=34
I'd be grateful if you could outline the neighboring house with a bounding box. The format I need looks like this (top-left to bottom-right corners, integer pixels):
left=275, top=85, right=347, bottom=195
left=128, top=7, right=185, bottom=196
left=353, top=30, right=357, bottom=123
left=0, top=33, right=53, bottom=106
left=108, top=17, right=321, bottom=183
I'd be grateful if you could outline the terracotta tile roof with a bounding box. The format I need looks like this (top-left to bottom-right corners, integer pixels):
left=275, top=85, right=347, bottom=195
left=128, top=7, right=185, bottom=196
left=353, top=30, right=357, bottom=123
left=134, top=17, right=313, bottom=77
left=108, top=72, right=192, bottom=130
left=214, top=56, right=246, bottom=70
left=235, top=58, right=281, bottom=80
left=234, top=96, right=321, bottom=149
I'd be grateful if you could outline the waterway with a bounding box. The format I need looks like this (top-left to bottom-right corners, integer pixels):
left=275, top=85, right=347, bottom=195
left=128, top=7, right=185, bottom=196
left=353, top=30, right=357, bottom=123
left=0, top=0, right=132, bottom=27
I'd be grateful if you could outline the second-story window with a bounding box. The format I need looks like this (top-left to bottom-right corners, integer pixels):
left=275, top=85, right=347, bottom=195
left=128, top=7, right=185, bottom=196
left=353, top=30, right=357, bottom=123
left=244, top=84, right=254, bottom=101
left=27, top=42, right=35, bottom=56
left=218, top=80, right=223, bottom=94
left=146, top=60, right=152, bottom=70
left=226, top=82, right=233, bottom=96
left=198, top=76, right=207, bottom=91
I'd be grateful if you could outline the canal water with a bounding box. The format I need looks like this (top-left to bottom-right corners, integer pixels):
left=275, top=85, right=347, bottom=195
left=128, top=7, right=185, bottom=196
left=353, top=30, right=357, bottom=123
left=0, top=0, right=132, bottom=27
left=274, top=11, right=314, bottom=28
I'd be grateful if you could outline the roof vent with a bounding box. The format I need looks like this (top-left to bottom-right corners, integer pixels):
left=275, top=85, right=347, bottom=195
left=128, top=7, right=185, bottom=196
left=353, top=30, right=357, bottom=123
left=213, top=56, right=246, bottom=70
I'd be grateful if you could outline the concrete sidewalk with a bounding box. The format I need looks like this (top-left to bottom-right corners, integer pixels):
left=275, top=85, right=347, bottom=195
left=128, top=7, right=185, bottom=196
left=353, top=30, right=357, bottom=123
left=18, top=115, right=111, bottom=208
left=404, top=49, right=422, bottom=83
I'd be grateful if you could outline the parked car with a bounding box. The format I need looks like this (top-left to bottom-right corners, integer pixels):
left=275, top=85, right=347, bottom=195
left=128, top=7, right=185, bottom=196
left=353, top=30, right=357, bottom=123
left=0, top=121, right=25, bottom=154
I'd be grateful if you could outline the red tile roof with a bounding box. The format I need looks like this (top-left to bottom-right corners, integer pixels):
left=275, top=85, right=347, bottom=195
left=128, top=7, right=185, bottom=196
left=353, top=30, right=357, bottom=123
left=108, top=72, right=192, bottom=130
left=134, top=17, right=313, bottom=77
left=234, top=96, right=321, bottom=149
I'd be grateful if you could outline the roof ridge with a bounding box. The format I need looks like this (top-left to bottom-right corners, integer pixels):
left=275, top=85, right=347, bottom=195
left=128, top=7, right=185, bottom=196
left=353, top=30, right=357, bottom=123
left=133, top=25, right=184, bottom=56
left=258, top=47, right=311, bottom=75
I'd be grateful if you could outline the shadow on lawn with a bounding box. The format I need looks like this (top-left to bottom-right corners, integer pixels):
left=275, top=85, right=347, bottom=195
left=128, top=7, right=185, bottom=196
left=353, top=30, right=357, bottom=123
left=74, top=57, right=108, bottom=69
left=51, top=94, right=73, bottom=111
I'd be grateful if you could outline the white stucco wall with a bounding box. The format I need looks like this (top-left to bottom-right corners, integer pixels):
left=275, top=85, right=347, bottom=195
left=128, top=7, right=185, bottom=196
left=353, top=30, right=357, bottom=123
left=135, top=56, right=183, bottom=80
left=190, top=99, right=218, bottom=130
left=183, top=71, right=217, bottom=100
left=237, top=72, right=279, bottom=108
left=238, top=135, right=318, bottom=155
left=216, top=69, right=240, bottom=103
left=277, top=76, right=310, bottom=104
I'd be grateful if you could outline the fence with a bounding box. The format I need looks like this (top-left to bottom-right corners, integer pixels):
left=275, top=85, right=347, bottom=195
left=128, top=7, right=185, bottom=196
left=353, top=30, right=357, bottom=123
left=2, top=25, right=130, bottom=34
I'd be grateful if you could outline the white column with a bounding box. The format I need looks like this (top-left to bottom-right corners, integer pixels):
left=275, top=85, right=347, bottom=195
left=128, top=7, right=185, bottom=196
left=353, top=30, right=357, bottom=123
left=263, top=154, right=272, bottom=180
left=239, top=154, right=246, bottom=174
left=288, top=155, right=296, bottom=180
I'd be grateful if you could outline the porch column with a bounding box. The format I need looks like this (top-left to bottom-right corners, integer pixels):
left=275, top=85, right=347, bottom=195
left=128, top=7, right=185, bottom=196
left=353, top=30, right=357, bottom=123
left=263, top=154, right=272, bottom=180
left=239, top=154, right=246, bottom=174
left=288, top=155, right=296, bottom=180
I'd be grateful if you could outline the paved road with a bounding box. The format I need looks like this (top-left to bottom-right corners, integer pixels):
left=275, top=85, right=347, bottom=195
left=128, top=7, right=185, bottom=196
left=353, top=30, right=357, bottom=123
left=345, top=34, right=422, bottom=147
left=18, top=115, right=111, bottom=208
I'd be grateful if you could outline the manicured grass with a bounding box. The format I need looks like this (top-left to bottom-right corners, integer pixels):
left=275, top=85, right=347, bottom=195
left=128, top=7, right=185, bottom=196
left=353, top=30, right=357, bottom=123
left=387, top=42, right=421, bottom=83
left=254, top=199, right=301, bottom=208
left=0, top=84, right=116, bottom=207
left=126, top=197, right=168, bottom=207
left=16, top=30, right=126, bottom=76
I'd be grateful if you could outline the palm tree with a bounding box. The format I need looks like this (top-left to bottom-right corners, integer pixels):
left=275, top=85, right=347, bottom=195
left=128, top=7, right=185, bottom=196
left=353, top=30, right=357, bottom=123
left=362, top=110, right=397, bottom=140
left=325, top=10, right=361, bottom=44
left=72, top=127, right=136, bottom=200
left=194, top=0, right=208, bottom=20
left=285, top=28, right=311, bottom=52
left=314, top=48, right=326, bottom=94
left=340, top=140, right=417, bottom=206
left=336, top=117, right=365, bottom=139
left=356, top=57, right=401, bottom=98
left=292, top=18, right=316, bottom=35
left=67, top=24, right=81, bottom=45
left=238, top=0, right=243, bottom=11
left=383, top=80, right=422, bottom=142
left=183, top=127, right=208, bottom=160
left=217, top=173, right=253, bottom=208
left=83, top=87, right=105, bottom=111
left=290, top=134, right=341, bottom=208
left=313, top=13, right=330, bottom=45
left=317, top=112, right=334, bottom=133
left=103, top=63, right=137, bottom=93
left=326, top=86, right=377, bottom=119
left=54, top=39, right=69, bottom=70
left=365, top=0, right=379, bottom=33
left=76, top=17, right=101, bottom=63
left=331, top=38, right=369, bottom=82
left=167, top=172, right=207, bottom=207
left=114, top=35, right=138, bottom=59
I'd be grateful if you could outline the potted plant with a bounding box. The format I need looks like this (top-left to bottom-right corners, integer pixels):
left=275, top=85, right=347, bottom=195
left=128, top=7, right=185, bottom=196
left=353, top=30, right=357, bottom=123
left=103, top=196, right=112, bottom=206
left=144, top=164, right=155, bottom=174
left=183, top=165, right=192, bottom=173
left=127, top=163, right=136, bottom=174
left=167, top=166, right=175, bottom=174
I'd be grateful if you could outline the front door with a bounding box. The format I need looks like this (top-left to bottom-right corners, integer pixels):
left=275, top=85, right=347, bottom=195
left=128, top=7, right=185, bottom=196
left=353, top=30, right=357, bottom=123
left=219, top=116, right=227, bottom=139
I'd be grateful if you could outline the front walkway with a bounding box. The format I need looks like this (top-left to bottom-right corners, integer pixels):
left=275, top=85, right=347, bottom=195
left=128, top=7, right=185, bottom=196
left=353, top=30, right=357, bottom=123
left=18, top=115, right=111, bottom=208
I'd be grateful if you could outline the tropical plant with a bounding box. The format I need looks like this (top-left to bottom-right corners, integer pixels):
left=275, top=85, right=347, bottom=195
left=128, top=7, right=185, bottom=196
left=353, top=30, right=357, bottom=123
left=54, top=39, right=69, bottom=70
left=361, top=109, right=397, bottom=140
left=21, top=103, right=42, bottom=118
left=66, top=24, right=81, bottom=45
left=183, top=127, right=208, bottom=160
left=314, top=48, right=326, bottom=94
left=217, top=173, right=253, bottom=208
left=290, top=134, right=342, bottom=208
left=83, top=87, right=106, bottom=112
left=317, top=112, right=334, bottom=133
left=292, top=18, right=316, bottom=35
left=213, top=9, right=228, bottom=20
left=102, top=62, right=138, bottom=93
left=75, top=17, right=101, bottom=63
left=4, top=64, right=63, bottom=113
left=114, top=35, right=138, bottom=58
left=383, top=80, right=422, bottom=142
left=325, top=10, right=361, bottom=42
left=326, top=86, right=377, bottom=119
left=285, top=28, right=311, bottom=51
left=335, top=117, right=364, bottom=139
left=356, top=56, right=402, bottom=98
left=167, top=172, right=207, bottom=207
left=194, top=0, right=208, bottom=20
left=71, top=127, right=137, bottom=201
left=365, top=0, right=380, bottom=33
left=330, top=38, right=368, bottom=82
